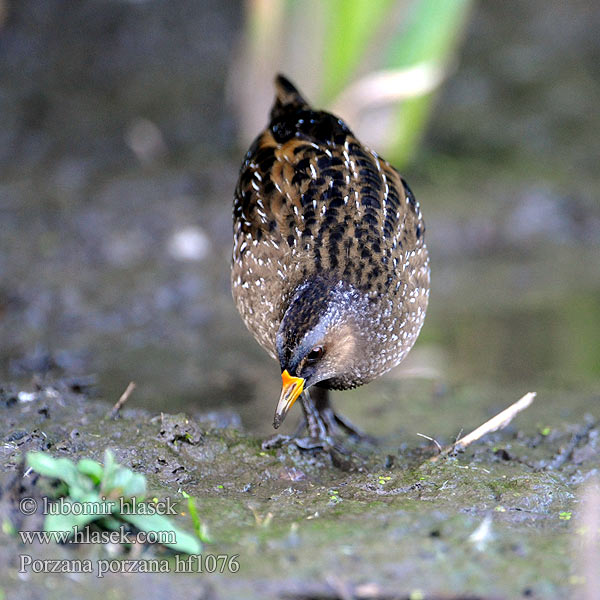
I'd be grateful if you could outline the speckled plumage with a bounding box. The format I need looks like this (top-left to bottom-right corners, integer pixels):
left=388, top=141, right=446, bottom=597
left=232, top=75, right=429, bottom=394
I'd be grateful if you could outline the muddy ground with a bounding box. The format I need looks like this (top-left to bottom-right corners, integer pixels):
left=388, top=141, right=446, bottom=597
left=0, top=378, right=598, bottom=599
left=1, top=1, right=599, bottom=598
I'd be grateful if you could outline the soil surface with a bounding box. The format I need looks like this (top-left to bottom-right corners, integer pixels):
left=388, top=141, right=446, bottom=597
left=0, top=379, right=597, bottom=599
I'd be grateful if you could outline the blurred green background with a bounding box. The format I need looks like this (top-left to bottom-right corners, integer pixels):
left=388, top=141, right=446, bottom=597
left=0, top=0, right=598, bottom=435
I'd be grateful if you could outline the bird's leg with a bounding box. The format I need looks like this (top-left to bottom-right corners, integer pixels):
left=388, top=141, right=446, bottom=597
left=300, top=389, right=328, bottom=439
left=295, top=389, right=363, bottom=470
left=290, top=389, right=331, bottom=450
left=292, top=416, right=308, bottom=438
left=261, top=388, right=373, bottom=455
left=294, top=387, right=375, bottom=451
left=261, top=391, right=329, bottom=451
left=311, top=387, right=375, bottom=444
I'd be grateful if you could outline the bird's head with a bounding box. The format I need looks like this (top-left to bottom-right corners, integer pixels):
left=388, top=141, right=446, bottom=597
left=273, top=279, right=362, bottom=428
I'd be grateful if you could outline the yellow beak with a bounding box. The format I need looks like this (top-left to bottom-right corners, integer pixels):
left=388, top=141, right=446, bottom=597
left=273, top=370, right=305, bottom=429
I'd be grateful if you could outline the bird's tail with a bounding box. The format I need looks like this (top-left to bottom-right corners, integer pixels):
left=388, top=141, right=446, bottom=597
left=271, top=74, right=310, bottom=120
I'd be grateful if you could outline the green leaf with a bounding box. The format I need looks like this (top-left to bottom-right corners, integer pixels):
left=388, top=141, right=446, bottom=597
left=184, top=492, right=212, bottom=543
left=382, top=0, right=472, bottom=166
left=384, top=0, right=471, bottom=69
left=321, top=0, right=396, bottom=101
left=121, top=513, right=201, bottom=554
left=77, top=458, right=104, bottom=484
left=45, top=507, right=100, bottom=533
left=27, top=452, right=75, bottom=483
left=27, top=452, right=92, bottom=491
left=26, top=449, right=196, bottom=553
left=97, top=515, right=122, bottom=531
left=99, top=451, right=145, bottom=499
left=100, top=449, right=117, bottom=493
left=2, top=519, right=17, bottom=536
left=87, top=449, right=146, bottom=499
left=111, top=467, right=146, bottom=499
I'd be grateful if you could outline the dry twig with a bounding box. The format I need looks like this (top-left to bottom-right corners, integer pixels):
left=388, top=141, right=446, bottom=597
left=416, top=432, right=443, bottom=453
left=427, top=392, right=537, bottom=463
left=108, top=381, right=136, bottom=419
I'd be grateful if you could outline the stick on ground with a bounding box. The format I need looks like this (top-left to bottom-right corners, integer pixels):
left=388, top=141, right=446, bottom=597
left=427, top=392, right=537, bottom=463
left=109, top=381, right=136, bottom=419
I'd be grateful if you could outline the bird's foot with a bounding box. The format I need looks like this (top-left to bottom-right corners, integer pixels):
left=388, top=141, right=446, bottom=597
left=261, top=433, right=293, bottom=450
left=260, top=433, right=331, bottom=452
left=261, top=433, right=355, bottom=470
left=262, top=391, right=371, bottom=469
left=295, top=435, right=337, bottom=451
left=306, top=388, right=377, bottom=446
left=261, top=416, right=327, bottom=451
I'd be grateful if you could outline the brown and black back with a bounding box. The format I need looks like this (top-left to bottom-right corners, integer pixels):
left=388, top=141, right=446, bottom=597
left=232, top=75, right=429, bottom=385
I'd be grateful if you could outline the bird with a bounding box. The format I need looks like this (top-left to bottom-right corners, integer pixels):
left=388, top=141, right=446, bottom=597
left=232, top=74, right=430, bottom=451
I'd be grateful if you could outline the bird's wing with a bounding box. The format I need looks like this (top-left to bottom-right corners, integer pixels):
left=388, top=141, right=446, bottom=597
left=231, top=76, right=427, bottom=355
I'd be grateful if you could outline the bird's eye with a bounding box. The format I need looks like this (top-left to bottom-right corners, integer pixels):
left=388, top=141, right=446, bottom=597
left=306, top=346, right=324, bottom=363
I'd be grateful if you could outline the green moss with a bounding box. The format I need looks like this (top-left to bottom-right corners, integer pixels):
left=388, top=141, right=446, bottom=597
left=0, top=383, right=592, bottom=598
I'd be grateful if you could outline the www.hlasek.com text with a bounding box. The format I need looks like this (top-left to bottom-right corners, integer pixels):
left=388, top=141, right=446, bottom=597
left=20, top=526, right=176, bottom=546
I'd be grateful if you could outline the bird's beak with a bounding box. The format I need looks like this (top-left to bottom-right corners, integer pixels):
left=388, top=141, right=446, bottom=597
left=273, top=370, right=305, bottom=429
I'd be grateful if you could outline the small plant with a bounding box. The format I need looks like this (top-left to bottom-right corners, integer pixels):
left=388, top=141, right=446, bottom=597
left=180, top=489, right=212, bottom=543
left=233, top=0, right=473, bottom=167
left=26, top=449, right=201, bottom=554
